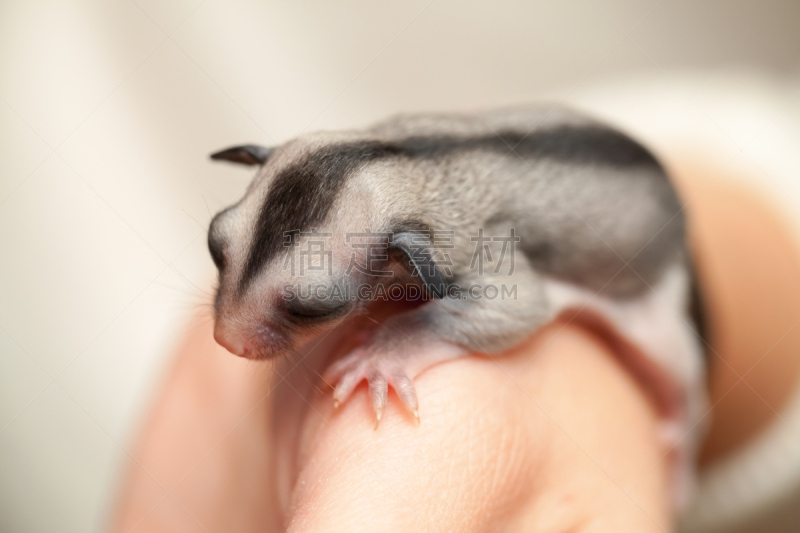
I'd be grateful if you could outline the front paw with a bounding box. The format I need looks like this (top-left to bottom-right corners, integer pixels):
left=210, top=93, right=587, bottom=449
left=324, top=346, right=420, bottom=426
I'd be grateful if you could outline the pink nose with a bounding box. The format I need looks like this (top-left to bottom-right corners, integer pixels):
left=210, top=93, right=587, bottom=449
left=214, top=325, right=250, bottom=357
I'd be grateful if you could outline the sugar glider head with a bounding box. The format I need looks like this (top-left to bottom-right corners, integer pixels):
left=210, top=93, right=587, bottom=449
left=207, top=140, right=447, bottom=359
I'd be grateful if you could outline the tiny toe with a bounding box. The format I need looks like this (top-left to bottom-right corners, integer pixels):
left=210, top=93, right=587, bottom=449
left=368, top=371, right=388, bottom=424
left=389, top=371, right=419, bottom=422
left=324, top=350, right=363, bottom=384
left=333, top=366, right=365, bottom=407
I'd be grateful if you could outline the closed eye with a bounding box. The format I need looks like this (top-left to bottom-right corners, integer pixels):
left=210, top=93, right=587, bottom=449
left=283, top=297, right=350, bottom=323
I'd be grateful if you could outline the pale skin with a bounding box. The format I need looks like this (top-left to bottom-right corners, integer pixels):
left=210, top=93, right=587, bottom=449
left=110, top=163, right=800, bottom=532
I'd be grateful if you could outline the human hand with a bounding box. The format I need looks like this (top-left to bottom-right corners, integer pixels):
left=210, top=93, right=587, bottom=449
left=112, top=316, right=668, bottom=532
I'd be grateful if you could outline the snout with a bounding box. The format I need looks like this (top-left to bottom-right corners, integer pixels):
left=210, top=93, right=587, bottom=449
left=213, top=323, right=251, bottom=357
left=213, top=319, right=289, bottom=359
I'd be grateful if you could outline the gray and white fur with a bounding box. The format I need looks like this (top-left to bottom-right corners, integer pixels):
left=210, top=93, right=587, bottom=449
left=208, top=105, right=707, bottom=506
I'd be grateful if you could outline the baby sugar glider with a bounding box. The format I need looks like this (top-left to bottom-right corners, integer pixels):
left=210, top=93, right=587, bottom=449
left=208, top=105, right=707, bottom=502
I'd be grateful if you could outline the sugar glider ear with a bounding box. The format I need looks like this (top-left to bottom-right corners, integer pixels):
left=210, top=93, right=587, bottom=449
left=210, top=144, right=275, bottom=166
left=389, top=232, right=448, bottom=298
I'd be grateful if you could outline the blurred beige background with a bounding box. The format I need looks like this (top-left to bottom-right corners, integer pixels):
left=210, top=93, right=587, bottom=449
left=1, top=1, right=800, bottom=532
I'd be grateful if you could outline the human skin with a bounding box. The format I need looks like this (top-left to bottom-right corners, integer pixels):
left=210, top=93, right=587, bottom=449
left=111, top=318, right=668, bottom=533
left=671, top=161, right=800, bottom=463
left=110, top=163, right=800, bottom=532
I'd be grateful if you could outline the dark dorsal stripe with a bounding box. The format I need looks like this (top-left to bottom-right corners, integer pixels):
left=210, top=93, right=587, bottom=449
left=394, top=126, right=661, bottom=168
left=239, top=125, right=662, bottom=292
left=240, top=141, right=405, bottom=292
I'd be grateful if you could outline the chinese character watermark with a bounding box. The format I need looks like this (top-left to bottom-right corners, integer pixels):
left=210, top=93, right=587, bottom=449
left=345, top=229, right=394, bottom=277
left=394, top=228, right=455, bottom=278
left=282, top=229, right=333, bottom=275
left=469, top=227, right=520, bottom=275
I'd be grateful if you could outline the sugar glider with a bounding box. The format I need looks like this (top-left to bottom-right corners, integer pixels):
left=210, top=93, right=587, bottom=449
left=208, top=105, right=708, bottom=506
